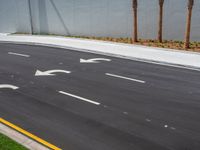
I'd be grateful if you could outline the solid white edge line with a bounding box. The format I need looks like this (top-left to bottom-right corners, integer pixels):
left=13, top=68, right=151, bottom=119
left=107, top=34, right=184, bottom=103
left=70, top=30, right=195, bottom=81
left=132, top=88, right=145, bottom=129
left=105, top=73, right=146, bottom=83
left=59, top=91, right=101, bottom=105
left=8, top=52, right=30, bottom=57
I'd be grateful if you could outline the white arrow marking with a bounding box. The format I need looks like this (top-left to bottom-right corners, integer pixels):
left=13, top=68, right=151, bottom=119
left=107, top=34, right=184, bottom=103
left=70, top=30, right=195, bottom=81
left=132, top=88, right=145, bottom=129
left=80, top=58, right=111, bottom=63
left=8, top=52, right=30, bottom=57
left=105, top=73, right=146, bottom=84
left=35, top=70, right=71, bottom=76
left=59, top=91, right=101, bottom=105
left=0, top=84, right=19, bottom=90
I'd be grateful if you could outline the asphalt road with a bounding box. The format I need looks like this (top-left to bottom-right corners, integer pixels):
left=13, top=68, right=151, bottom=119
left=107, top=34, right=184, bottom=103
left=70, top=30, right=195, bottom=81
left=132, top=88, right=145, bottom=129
left=0, top=43, right=200, bottom=150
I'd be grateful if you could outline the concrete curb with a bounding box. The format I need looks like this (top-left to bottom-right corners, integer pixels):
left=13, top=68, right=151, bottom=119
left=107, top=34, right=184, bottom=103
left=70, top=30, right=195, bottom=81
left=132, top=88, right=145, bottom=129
left=0, top=34, right=200, bottom=71
left=0, top=123, right=49, bottom=150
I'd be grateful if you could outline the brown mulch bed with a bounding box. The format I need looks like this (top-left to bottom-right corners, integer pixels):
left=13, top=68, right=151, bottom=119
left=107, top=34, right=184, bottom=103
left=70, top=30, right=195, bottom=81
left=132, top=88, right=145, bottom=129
left=68, top=36, right=200, bottom=52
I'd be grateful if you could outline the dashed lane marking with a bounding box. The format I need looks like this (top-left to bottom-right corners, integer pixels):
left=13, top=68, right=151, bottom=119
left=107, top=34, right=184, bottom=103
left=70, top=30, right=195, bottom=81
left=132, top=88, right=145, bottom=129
left=0, top=84, right=19, bottom=90
left=59, top=91, right=101, bottom=105
left=8, top=52, right=30, bottom=57
left=105, top=73, right=146, bottom=84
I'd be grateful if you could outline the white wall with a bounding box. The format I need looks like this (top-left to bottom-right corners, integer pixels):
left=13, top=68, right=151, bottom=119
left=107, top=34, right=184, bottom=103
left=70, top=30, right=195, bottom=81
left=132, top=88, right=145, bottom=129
left=0, top=0, right=18, bottom=33
left=0, top=0, right=199, bottom=41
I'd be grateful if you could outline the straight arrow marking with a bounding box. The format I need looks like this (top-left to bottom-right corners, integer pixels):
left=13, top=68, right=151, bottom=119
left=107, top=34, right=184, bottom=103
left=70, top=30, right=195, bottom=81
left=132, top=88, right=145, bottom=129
left=0, top=84, right=19, bottom=90
left=105, top=73, right=146, bottom=84
left=59, top=91, right=101, bottom=105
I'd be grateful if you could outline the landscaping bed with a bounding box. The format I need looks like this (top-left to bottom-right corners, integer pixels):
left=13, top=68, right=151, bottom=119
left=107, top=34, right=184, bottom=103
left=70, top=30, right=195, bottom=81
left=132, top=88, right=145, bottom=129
left=67, top=36, right=200, bottom=52
left=13, top=33, right=200, bottom=52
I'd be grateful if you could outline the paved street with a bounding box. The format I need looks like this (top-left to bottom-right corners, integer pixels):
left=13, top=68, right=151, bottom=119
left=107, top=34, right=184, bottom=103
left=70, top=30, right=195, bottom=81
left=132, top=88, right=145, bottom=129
left=0, top=43, right=200, bottom=150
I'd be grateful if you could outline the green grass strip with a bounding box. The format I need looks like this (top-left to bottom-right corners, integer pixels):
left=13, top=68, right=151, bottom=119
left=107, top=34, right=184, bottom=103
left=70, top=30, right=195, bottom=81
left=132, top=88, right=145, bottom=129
left=0, top=133, right=28, bottom=150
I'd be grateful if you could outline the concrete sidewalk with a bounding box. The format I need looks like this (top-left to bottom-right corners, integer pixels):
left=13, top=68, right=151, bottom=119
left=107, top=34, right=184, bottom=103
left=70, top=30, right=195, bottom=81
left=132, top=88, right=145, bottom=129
left=0, top=123, right=49, bottom=150
left=0, top=34, right=200, bottom=70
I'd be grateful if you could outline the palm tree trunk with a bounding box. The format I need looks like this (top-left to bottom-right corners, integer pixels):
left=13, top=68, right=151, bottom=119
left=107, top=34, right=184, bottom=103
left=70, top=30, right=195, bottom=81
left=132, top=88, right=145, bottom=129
left=185, top=0, right=194, bottom=49
left=132, top=0, right=138, bottom=43
left=158, top=0, right=164, bottom=43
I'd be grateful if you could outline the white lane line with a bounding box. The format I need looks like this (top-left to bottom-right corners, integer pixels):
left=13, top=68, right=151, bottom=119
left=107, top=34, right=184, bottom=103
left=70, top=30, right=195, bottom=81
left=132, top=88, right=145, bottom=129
left=0, top=84, right=19, bottom=90
left=170, top=127, right=176, bottom=130
left=8, top=52, right=30, bottom=58
left=105, top=73, right=146, bottom=84
left=164, top=125, right=168, bottom=128
left=145, top=119, right=151, bottom=122
left=59, top=91, right=101, bottom=105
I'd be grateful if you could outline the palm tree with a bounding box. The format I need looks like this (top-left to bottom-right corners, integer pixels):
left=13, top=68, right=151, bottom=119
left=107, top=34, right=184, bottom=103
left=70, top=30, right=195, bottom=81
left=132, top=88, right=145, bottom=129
left=132, top=0, right=138, bottom=43
left=185, top=0, right=194, bottom=49
left=158, top=0, right=164, bottom=43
